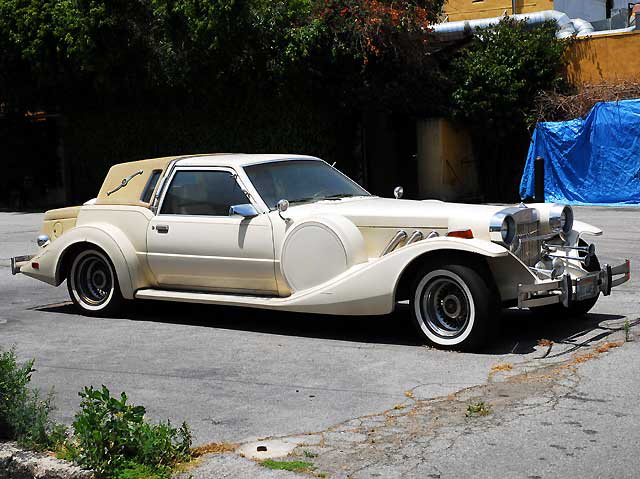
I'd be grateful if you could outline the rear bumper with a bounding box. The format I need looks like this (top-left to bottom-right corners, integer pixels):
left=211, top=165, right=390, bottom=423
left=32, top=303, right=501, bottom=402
left=517, top=260, right=631, bottom=309
left=10, top=255, right=34, bottom=275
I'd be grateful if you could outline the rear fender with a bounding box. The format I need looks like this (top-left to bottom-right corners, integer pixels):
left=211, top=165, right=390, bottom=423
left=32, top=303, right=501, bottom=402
left=19, top=224, right=144, bottom=299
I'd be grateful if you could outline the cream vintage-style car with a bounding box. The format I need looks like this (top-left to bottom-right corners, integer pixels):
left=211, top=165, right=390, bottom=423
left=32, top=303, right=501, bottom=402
left=11, top=154, right=630, bottom=350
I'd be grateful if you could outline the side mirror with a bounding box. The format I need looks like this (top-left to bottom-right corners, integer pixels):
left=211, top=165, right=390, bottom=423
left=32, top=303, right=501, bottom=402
left=277, top=199, right=289, bottom=213
left=229, top=203, right=259, bottom=218
left=276, top=199, right=291, bottom=223
left=393, top=186, right=404, bottom=199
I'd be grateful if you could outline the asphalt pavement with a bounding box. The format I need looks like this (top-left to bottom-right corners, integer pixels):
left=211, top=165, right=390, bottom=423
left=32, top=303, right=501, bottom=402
left=1, top=207, right=639, bottom=478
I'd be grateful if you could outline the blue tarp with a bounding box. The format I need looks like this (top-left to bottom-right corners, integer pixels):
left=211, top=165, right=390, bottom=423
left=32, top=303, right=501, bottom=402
left=520, top=99, right=640, bottom=205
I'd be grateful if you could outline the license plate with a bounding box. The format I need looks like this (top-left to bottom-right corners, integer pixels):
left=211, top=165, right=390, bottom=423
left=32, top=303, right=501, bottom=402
left=576, top=275, right=598, bottom=301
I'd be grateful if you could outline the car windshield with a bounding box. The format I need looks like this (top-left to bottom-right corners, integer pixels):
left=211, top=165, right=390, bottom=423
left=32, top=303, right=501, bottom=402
left=244, top=159, right=370, bottom=209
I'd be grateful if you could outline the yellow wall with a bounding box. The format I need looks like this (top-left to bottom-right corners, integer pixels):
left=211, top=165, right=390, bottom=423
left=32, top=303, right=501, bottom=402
left=567, top=31, right=640, bottom=84
left=443, top=0, right=554, bottom=21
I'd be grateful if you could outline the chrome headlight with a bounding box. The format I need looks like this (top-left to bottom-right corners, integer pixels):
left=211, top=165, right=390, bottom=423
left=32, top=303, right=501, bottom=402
left=549, top=204, right=573, bottom=234
left=490, top=213, right=516, bottom=245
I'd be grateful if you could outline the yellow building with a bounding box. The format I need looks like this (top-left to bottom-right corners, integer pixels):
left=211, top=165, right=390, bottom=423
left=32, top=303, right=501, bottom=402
left=415, top=0, right=640, bottom=201
left=567, top=31, right=640, bottom=84
left=444, top=0, right=554, bottom=21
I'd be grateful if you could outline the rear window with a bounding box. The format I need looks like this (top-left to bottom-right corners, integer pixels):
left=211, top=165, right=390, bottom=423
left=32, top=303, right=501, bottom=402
left=140, top=170, right=163, bottom=203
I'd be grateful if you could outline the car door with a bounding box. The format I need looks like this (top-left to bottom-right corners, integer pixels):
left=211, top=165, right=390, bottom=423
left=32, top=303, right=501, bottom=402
left=146, top=167, right=278, bottom=294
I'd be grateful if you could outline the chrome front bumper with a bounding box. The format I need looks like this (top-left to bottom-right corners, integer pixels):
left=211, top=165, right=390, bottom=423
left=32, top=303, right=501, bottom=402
left=10, top=255, right=33, bottom=275
left=517, top=260, right=631, bottom=309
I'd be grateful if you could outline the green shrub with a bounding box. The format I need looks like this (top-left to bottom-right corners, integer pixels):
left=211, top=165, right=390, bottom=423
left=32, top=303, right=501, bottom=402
left=68, top=385, right=192, bottom=479
left=0, top=348, right=66, bottom=451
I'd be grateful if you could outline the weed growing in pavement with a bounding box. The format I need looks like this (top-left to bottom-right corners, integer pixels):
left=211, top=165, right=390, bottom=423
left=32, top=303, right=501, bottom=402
left=465, top=401, right=492, bottom=417
left=0, top=347, right=66, bottom=451
left=261, top=459, right=315, bottom=471
left=303, top=449, right=318, bottom=458
left=65, top=385, right=192, bottom=479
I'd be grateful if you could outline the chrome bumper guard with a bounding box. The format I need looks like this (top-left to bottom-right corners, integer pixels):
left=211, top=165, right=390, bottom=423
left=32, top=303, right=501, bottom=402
left=518, top=259, right=631, bottom=309
left=10, top=255, right=33, bottom=275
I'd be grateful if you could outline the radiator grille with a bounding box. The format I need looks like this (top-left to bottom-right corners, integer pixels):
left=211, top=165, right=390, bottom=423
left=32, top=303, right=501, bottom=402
left=514, top=220, right=541, bottom=267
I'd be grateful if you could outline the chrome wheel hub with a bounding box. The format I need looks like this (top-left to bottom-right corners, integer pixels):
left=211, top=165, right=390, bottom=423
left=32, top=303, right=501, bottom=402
left=420, top=276, right=470, bottom=338
left=73, top=254, right=113, bottom=306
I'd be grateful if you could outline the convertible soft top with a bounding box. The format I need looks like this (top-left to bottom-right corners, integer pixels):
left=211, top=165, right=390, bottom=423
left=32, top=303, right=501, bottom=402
left=95, top=156, right=177, bottom=207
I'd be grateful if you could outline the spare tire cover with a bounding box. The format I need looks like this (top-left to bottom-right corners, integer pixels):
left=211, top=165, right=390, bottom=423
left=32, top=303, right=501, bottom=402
left=280, top=216, right=366, bottom=292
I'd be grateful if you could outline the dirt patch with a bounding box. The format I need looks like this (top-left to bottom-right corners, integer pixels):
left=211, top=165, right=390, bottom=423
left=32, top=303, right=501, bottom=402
left=192, top=442, right=238, bottom=457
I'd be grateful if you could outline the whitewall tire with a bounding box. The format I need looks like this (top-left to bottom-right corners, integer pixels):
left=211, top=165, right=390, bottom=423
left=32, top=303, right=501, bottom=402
left=67, top=248, right=124, bottom=316
left=410, top=263, right=495, bottom=351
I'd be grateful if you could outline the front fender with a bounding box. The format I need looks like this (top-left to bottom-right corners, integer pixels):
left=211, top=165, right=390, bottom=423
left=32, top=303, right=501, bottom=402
left=20, top=224, right=145, bottom=299
left=572, top=220, right=603, bottom=237
left=275, top=237, right=529, bottom=315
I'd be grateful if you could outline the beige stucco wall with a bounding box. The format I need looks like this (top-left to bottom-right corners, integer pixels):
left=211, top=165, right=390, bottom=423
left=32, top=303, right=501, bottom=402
left=443, top=0, right=554, bottom=21
left=566, top=31, right=640, bottom=84
left=416, top=119, right=479, bottom=200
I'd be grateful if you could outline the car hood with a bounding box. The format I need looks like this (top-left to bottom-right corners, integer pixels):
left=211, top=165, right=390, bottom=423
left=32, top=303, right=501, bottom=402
left=286, top=197, right=509, bottom=233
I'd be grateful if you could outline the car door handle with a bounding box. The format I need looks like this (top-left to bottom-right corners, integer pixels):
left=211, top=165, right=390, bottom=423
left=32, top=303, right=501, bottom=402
left=155, top=224, right=169, bottom=234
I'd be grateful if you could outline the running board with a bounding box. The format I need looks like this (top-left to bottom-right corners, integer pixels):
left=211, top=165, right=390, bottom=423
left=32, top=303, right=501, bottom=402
left=135, top=288, right=284, bottom=309
left=134, top=278, right=391, bottom=316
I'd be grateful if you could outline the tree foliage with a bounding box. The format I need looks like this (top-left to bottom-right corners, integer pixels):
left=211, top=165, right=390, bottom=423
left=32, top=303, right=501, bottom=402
left=0, top=0, right=446, bottom=113
left=451, top=18, right=571, bottom=134
left=448, top=18, right=571, bottom=199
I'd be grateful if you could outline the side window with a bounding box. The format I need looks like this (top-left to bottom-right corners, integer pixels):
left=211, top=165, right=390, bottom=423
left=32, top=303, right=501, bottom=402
left=161, top=170, right=249, bottom=216
left=140, top=169, right=163, bottom=203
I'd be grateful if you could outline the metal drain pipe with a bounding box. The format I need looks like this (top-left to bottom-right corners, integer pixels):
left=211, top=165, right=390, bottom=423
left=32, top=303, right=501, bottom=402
left=431, top=10, right=580, bottom=41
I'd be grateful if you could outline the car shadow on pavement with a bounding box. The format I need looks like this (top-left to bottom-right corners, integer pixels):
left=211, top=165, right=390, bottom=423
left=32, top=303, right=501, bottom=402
left=35, top=300, right=630, bottom=356
left=490, top=309, right=630, bottom=356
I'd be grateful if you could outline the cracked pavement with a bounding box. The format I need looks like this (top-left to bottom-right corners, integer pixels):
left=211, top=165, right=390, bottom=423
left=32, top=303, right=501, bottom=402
left=1, top=207, right=639, bottom=478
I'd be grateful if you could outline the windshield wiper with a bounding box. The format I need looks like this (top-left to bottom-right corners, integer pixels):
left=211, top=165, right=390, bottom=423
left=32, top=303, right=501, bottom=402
left=288, top=197, right=317, bottom=205
left=322, top=193, right=357, bottom=200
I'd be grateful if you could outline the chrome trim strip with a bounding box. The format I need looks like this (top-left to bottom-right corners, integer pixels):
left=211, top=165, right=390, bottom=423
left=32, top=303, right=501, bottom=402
left=151, top=159, right=179, bottom=214
left=381, top=230, right=408, bottom=256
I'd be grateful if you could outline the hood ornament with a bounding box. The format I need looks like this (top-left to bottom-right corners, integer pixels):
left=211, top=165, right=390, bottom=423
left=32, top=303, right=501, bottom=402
left=393, top=186, right=404, bottom=199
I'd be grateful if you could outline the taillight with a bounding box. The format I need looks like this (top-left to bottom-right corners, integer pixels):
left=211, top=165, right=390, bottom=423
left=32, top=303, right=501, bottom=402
left=627, top=259, right=631, bottom=280
left=32, top=262, right=40, bottom=270
left=447, top=229, right=474, bottom=239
